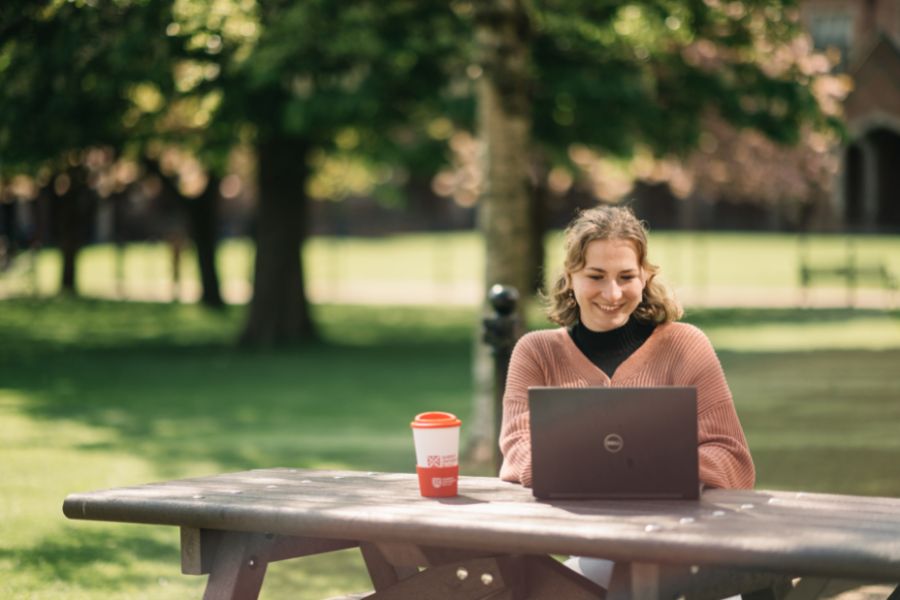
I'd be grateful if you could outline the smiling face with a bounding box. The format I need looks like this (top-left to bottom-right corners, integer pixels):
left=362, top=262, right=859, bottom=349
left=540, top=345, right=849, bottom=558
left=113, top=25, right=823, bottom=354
left=570, top=239, right=646, bottom=332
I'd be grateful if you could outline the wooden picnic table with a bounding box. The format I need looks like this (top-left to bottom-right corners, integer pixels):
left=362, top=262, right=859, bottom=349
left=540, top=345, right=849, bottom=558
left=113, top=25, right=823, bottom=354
left=62, top=468, right=900, bottom=600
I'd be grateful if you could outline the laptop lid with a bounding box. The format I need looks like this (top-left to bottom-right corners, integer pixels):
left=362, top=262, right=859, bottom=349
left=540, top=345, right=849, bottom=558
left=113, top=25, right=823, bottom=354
left=528, top=387, right=699, bottom=500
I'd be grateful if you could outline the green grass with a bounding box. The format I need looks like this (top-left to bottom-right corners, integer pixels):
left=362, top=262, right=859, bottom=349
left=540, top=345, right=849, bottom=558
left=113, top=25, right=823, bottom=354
left=689, top=307, right=900, bottom=496
left=1, top=298, right=899, bottom=598
left=3, top=230, right=899, bottom=304
left=0, top=298, right=477, bottom=599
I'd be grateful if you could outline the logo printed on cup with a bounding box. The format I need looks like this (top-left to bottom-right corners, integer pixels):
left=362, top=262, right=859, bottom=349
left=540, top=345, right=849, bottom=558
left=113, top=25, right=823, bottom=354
left=425, top=454, right=458, bottom=467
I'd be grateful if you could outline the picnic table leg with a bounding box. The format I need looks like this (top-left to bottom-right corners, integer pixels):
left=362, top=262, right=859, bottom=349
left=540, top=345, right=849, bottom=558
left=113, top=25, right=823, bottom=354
left=358, top=543, right=603, bottom=600
left=181, top=528, right=359, bottom=599
left=361, top=555, right=605, bottom=600
left=202, top=531, right=271, bottom=600
left=605, top=563, right=790, bottom=600
left=362, top=555, right=518, bottom=600
left=360, top=542, right=419, bottom=590
left=607, top=559, right=799, bottom=600
left=780, top=578, right=830, bottom=600
left=606, top=562, right=660, bottom=600
left=521, top=555, right=606, bottom=599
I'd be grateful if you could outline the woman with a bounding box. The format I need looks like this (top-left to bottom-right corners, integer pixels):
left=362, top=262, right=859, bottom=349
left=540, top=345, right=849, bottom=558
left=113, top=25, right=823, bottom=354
left=498, top=205, right=755, bottom=591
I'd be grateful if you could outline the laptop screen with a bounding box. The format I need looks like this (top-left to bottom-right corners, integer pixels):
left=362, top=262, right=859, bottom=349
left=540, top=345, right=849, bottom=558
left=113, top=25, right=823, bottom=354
left=528, top=387, right=699, bottom=500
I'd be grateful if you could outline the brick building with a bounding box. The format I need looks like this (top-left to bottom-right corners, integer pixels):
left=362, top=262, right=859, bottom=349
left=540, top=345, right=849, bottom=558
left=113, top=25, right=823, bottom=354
left=802, top=0, right=900, bottom=232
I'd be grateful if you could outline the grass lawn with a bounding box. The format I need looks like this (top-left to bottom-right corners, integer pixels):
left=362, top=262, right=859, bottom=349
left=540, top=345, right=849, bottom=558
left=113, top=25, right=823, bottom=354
left=2, top=230, right=899, bottom=305
left=1, top=298, right=899, bottom=598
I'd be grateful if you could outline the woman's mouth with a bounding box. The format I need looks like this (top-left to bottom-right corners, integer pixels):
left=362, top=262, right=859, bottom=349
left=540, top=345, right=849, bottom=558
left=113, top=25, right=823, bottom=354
left=596, top=303, right=623, bottom=313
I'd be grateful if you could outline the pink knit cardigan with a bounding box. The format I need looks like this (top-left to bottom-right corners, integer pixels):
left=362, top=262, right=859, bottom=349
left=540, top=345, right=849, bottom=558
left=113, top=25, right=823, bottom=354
left=498, top=322, right=755, bottom=489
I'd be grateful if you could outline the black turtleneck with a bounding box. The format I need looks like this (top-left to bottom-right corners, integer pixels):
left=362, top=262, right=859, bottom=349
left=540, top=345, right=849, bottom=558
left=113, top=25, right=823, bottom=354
left=568, top=317, right=656, bottom=377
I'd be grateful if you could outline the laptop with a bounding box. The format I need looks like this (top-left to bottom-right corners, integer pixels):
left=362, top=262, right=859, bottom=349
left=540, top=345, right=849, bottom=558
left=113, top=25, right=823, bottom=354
left=528, top=387, right=699, bottom=500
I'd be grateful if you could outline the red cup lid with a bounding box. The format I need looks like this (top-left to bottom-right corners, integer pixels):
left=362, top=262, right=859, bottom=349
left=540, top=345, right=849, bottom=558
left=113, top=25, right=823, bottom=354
left=410, top=411, right=461, bottom=429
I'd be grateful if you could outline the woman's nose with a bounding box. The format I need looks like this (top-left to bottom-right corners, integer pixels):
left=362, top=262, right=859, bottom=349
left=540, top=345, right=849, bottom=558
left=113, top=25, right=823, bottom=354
left=602, top=281, right=622, bottom=301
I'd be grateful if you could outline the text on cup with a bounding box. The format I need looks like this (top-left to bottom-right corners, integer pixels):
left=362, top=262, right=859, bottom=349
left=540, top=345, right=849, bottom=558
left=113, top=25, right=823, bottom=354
left=426, top=454, right=458, bottom=467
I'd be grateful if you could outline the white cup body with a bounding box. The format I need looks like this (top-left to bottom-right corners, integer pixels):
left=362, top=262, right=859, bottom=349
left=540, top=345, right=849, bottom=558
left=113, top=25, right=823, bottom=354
left=412, top=425, right=460, bottom=468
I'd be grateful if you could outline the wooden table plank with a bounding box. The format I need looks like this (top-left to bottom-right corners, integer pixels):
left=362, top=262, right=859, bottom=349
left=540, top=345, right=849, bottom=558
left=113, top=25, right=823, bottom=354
left=63, top=468, right=900, bottom=581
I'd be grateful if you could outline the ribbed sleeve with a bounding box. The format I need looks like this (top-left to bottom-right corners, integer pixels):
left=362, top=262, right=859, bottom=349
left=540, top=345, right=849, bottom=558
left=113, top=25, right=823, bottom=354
left=497, top=335, right=541, bottom=486
left=672, top=325, right=755, bottom=489
left=497, top=323, right=755, bottom=490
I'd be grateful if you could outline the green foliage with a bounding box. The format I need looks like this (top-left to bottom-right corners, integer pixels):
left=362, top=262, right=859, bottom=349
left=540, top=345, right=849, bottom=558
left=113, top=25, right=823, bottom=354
left=0, top=0, right=465, bottom=179
left=206, top=0, right=466, bottom=171
left=0, top=0, right=838, bottom=185
left=521, top=0, right=838, bottom=160
left=0, top=0, right=178, bottom=172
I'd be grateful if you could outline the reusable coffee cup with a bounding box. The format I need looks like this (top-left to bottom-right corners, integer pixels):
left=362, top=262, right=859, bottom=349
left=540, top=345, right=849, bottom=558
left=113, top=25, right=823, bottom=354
left=410, top=411, right=461, bottom=497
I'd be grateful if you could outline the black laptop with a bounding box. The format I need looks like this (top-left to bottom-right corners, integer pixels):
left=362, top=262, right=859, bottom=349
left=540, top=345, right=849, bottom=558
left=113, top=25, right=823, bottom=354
left=528, top=387, right=699, bottom=500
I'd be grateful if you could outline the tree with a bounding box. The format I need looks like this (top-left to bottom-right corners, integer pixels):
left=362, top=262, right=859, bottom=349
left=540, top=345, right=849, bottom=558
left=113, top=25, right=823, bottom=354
left=457, top=0, right=842, bottom=460
left=0, top=0, right=228, bottom=304
left=143, top=155, right=225, bottom=308
left=199, top=0, right=464, bottom=345
left=474, top=0, right=535, bottom=303
left=2, top=0, right=469, bottom=324
left=0, top=0, right=174, bottom=293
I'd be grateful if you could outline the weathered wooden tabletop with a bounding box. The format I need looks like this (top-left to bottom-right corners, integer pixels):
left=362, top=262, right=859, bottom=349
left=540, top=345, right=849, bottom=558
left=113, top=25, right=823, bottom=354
left=63, top=468, right=900, bottom=582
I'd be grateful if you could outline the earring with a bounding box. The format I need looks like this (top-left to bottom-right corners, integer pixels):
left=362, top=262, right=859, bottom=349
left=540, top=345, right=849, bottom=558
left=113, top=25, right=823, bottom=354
left=566, top=291, right=576, bottom=307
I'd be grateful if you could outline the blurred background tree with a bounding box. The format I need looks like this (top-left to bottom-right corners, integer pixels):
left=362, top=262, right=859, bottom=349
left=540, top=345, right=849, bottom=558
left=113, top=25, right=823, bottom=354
left=0, top=0, right=181, bottom=295
left=457, top=0, right=844, bottom=301
left=204, top=0, right=465, bottom=345
left=0, top=0, right=467, bottom=337
left=456, top=0, right=845, bottom=458
left=0, top=0, right=844, bottom=325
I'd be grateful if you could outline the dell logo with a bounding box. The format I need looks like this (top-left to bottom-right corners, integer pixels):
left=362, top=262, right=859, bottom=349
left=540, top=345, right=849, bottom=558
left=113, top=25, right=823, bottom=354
left=603, top=433, right=624, bottom=453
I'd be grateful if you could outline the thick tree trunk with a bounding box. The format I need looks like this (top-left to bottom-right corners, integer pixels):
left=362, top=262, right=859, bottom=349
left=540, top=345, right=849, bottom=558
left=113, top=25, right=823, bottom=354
left=239, top=135, right=317, bottom=346
left=476, top=0, right=533, bottom=300
left=143, top=158, right=224, bottom=309
left=528, top=166, right=549, bottom=295
left=470, top=0, right=533, bottom=467
left=110, top=189, right=128, bottom=298
left=1, top=200, right=19, bottom=267
left=187, top=178, right=224, bottom=309
left=53, top=167, right=94, bottom=295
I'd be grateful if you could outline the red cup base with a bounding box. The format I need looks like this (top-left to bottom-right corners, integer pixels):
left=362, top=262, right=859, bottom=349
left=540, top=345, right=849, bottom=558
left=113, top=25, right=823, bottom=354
left=416, top=465, right=459, bottom=497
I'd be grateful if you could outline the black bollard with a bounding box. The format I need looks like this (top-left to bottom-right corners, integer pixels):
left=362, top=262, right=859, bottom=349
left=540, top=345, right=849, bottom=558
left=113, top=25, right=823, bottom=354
left=482, top=284, right=520, bottom=474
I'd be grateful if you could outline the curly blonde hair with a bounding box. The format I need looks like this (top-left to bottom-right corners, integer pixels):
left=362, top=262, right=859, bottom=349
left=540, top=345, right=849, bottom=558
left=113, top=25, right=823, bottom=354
left=545, top=205, right=683, bottom=327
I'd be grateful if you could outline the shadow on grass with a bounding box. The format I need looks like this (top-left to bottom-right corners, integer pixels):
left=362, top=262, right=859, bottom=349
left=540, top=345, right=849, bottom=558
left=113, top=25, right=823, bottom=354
left=683, top=306, right=900, bottom=328
left=719, top=348, right=900, bottom=496
left=1, top=526, right=187, bottom=591
left=525, top=303, right=900, bottom=333
left=3, top=524, right=370, bottom=597
left=0, top=296, right=478, bottom=354
left=3, top=298, right=899, bottom=492
left=1, top=298, right=475, bottom=478
left=750, top=447, right=900, bottom=496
